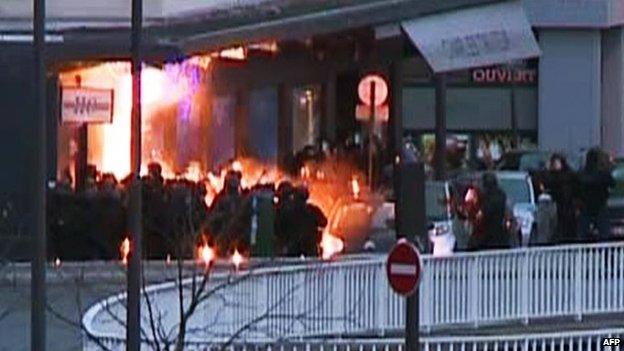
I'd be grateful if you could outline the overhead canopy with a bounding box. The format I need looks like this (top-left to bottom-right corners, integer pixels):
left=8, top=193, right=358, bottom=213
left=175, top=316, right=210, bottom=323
left=402, top=0, right=540, bottom=73
left=1, top=0, right=520, bottom=64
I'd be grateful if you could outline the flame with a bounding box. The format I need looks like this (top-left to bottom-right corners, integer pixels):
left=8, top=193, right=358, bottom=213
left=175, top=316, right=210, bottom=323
left=60, top=55, right=372, bottom=260
left=198, top=243, right=215, bottom=267
left=218, top=46, right=247, bottom=60
left=120, top=237, right=130, bottom=266
left=184, top=161, right=203, bottom=183
left=231, top=160, right=243, bottom=172
left=231, top=249, right=244, bottom=270
left=351, top=177, right=361, bottom=199
left=316, top=170, right=325, bottom=180
left=53, top=257, right=61, bottom=268
left=59, top=56, right=209, bottom=181
left=320, top=230, right=344, bottom=260
left=186, top=55, right=212, bottom=70
left=300, top=166, right=310, bottom=179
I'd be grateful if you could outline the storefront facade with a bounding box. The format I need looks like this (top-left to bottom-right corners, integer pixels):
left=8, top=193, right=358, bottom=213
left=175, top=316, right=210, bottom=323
left=6, top=0, right=624, bottom=246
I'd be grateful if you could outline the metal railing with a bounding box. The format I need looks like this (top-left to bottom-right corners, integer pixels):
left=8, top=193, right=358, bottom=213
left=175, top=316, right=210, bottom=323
left=84, top=327, right=624, bottom=350
left=83, top=242, right=624, bottom=347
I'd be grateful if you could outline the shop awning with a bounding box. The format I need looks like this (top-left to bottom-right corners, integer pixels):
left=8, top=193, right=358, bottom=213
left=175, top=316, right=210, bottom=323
left=401, top=0, right=540, bottom=73
left=2, top=0, right=519, bottom=64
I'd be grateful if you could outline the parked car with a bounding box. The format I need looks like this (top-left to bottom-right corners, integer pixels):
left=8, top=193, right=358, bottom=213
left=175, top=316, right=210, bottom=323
left=496, top=150, right=552, bottom=172
left=326, top=171, right=556, bottom=256
left=324, top=182, right=457, bottom=256
left=497, top=150, right=584, bottom=172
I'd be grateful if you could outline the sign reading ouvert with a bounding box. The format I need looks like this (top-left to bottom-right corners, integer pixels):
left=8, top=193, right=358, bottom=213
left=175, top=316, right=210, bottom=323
left=401, top=0, right=540, bottom=73
left=61, top=87, right=114, bottom=124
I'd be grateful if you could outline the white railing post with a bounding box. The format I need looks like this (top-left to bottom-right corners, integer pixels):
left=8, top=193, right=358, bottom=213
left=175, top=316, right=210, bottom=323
left=521, top=249, right=529, bottom=325
left=423, top=259, right=432, bottom=333
left=336, top=266, right=346, bottom=334
left=471, top=255, right=480, bottom=328
left=376, top=262, right=387, bottom=337
left=574, top=248, right=583, bottom=321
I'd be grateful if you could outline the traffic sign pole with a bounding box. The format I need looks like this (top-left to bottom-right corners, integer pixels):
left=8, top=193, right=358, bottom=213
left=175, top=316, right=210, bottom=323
left=127, top=0, right=143, bottom=350
left=386, top=238, right=423, bottom=351
left=395, top=154, right=426, bottom=351
left=406, top=287, right=420, bottom=351
left=368, top=81, right=376, bottom=188
left=31, top=0, right=47, bottom=349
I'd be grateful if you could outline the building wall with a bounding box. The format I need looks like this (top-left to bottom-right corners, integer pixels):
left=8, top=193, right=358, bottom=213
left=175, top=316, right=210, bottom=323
left=601, top=27, right=624, bottom=157
left=537, top=29, right=602, bottom=153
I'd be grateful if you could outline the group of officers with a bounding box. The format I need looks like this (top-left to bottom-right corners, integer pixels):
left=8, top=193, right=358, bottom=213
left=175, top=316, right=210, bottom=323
left=456, top=147, right=616, bottom=251
left=143, top=163, right=328, bottom=259
left=49, top=162, right=328, bottom=260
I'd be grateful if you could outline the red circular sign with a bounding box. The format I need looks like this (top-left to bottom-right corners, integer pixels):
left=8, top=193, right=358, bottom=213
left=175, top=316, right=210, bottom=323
left=358, top=74, right=388, bottom=107
left=386, top=238, right=422, bottom=296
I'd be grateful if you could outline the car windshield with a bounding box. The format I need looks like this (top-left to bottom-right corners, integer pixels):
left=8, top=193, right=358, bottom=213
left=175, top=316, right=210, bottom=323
left=497, top=177, right=531, bottom=205
left=426, top=181, right=449, bottom=221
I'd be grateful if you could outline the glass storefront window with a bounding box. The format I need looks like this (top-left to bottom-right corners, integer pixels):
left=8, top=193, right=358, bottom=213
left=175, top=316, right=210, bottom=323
left=292, top=85, right=321, bottom=154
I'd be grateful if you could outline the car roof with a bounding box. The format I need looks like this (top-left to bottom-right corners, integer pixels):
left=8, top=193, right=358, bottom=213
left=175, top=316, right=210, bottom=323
left=503, top=149, right=549, bottom=156
left=453, top=170, right=530, bottom=181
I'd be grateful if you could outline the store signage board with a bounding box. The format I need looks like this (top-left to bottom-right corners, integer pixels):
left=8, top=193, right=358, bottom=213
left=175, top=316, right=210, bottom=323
left=61, top=87, right=114, bottom=124
left=471, top=67, right=537, bottom=84
left=402, top=0, right=540, bottom=73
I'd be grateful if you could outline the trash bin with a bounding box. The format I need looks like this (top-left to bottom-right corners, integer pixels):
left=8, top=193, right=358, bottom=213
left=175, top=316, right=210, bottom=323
left=249, top=191, right=276, bottom=257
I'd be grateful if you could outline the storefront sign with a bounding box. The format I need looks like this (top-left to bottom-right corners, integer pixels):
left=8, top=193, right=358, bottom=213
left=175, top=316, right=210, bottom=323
left=401, top=0, right=540, bottom=73
left=472, top=67, right=537, bottom=84
left=61, top=87, right=114, bottom=124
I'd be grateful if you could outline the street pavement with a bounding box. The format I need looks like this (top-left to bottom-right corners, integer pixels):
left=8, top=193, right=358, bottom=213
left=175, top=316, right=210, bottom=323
left=0, top=258, right=328, bottom=351
left=0, top=280, right=124, bottom=351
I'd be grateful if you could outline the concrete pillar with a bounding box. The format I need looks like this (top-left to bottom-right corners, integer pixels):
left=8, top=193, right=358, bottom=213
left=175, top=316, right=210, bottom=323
left=538, top=29, right=602, bottom=154
left=601, top=27, right=624, bottom=157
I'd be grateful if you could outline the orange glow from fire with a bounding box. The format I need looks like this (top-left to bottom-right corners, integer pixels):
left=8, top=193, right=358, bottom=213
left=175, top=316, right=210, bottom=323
left=59, top=54, right=369, bottom=260
left=218, top=46, right=247, bottom=60
left=231, top=249, right=244, bottom=270
left=231, top=161, right=243, bottom=172
left=120, top=237, right=130, bottom=266
left=198, top=243, right=215, bottom=267
left=59, top=56, right=210, bottom=181
left=351, top=177, right=361, bottom=199
left=320, top=230, right=344, bottom=260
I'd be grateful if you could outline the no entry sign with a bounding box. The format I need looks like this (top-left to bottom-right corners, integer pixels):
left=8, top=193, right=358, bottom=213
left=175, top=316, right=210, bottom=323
left=358, top=74, right=388, bottom=106
left=386, top=238, right=422, bottom=296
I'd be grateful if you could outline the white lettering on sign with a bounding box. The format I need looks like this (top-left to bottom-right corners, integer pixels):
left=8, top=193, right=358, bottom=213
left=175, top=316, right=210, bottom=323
left=472, top=68, right=537, bottom=84
left=61, top=87, right=114, bottom=124
left=389, top=264, right=418, bottom=276
left=441, top=30, right=510, bottom=60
